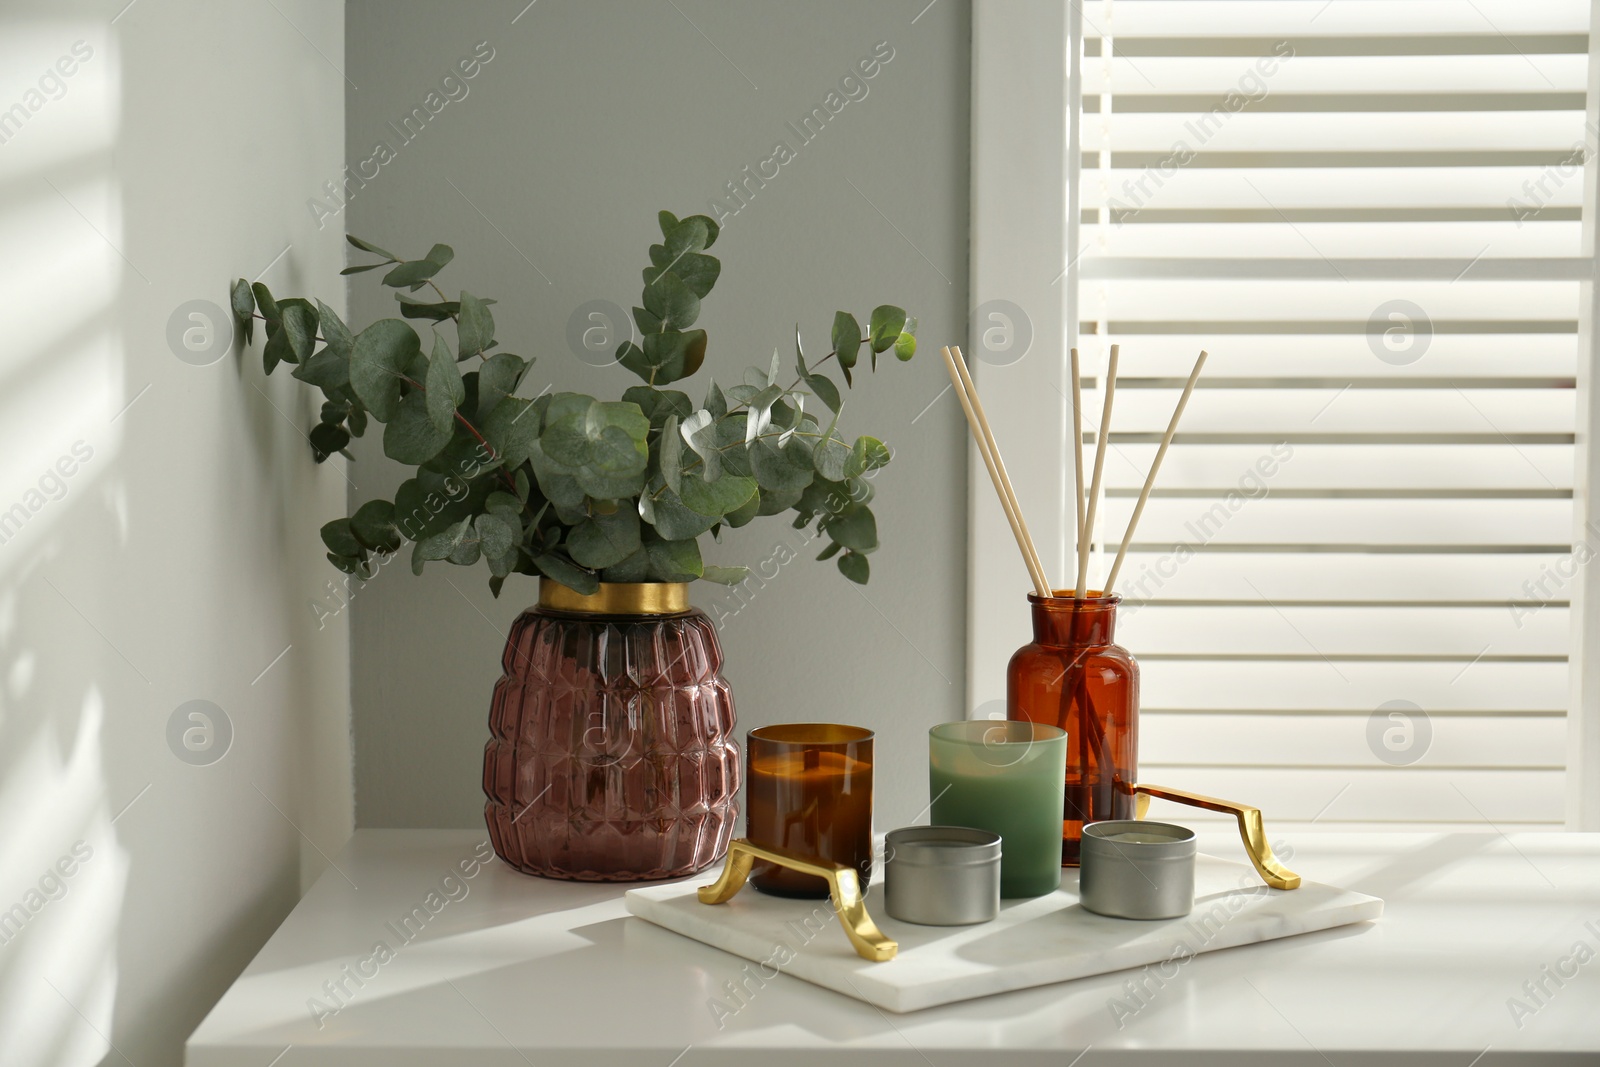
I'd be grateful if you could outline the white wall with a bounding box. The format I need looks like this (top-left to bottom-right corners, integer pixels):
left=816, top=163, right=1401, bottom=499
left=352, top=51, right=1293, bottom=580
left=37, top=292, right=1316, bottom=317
left=344, top=0, right=972, bottom=833
left=0, top=2, right=351, bottom=1064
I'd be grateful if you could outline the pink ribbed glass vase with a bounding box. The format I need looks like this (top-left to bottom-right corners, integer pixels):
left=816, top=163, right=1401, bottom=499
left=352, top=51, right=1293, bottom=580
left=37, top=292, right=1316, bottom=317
left=483, top=580, right=740, bottom=881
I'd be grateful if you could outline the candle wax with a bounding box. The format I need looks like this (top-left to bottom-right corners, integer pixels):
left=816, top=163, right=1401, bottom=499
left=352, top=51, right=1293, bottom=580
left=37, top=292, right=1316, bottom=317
left=747, top=746, right=873, bottom=898
left=1097, top=831, right=1175, bottom=845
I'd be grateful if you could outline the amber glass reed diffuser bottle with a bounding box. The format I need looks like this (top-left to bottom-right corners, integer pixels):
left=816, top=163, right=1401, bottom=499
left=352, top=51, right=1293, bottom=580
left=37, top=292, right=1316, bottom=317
left=1007, top=590, right=1138, bottom=865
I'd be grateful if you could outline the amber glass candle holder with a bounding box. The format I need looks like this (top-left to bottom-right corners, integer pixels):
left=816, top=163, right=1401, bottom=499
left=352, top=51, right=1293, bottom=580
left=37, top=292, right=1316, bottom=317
left=745, top=724, right=874, bottom=899
left=1007, top=591, right=1138, bottom=866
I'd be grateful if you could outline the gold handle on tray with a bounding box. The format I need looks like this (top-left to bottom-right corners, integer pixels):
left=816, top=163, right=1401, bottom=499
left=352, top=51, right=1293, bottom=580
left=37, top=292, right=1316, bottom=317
left=1134, top=783, right=1302, bottom=890
left=698, top=839, right=898, bottom=962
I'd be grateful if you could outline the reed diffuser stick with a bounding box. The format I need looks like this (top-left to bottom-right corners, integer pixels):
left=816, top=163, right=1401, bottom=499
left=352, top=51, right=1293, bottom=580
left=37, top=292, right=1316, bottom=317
left=1070, top=347, right=1087, bottom=562
left=941, top=345, right=1051, bottom=597
left=1105, top=350, right=1208, bottom=594
left=1075, top=344, right=1119, bottom=598
left=950, top=346, right=1051, bottom=591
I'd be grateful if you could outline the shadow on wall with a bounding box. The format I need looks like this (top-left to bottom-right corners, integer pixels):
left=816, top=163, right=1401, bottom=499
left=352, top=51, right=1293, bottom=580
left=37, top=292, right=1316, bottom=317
left=0, top=20, right=132, bottom=1066
left=0, top=5, right=352, bottom=1065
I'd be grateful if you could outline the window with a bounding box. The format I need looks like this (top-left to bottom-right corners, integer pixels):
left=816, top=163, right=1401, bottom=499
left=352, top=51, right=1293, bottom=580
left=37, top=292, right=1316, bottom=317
left=969, top=0, right=1596, bottom=830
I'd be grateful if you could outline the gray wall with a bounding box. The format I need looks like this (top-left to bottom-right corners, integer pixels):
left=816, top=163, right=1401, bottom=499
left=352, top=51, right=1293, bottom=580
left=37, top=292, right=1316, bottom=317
left=0, top=2, right=351, bottom=1064
left=345, top=0, right=970, bottom=834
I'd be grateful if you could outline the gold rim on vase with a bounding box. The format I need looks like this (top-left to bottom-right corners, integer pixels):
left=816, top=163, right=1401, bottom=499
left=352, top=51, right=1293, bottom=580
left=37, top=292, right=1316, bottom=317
left=537, top=578, right=690, bottom=616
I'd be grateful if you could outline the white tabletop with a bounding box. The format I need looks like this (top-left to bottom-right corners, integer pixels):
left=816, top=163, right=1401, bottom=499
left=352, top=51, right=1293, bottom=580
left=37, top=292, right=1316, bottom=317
left=187, top=830, right=1600, bottom=1065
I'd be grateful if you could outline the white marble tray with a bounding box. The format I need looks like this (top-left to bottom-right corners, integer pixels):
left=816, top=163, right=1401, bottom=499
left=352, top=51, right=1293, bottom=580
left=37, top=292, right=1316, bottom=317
left=625, top=853, right=1383, bottom=1013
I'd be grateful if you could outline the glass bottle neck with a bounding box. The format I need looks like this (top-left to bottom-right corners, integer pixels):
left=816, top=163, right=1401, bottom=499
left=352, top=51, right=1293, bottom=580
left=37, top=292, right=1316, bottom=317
left=1029, top=595, right=1119, bottom=647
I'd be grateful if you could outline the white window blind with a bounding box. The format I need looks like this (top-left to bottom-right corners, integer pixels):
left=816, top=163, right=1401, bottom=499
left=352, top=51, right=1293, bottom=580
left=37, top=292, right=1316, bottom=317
left=1069, top=0, right=1589, bottom=830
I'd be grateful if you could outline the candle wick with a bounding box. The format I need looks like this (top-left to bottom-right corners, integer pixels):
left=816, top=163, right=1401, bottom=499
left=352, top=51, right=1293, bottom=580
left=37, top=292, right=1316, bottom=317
left=804, top=748, right=820, bottom=771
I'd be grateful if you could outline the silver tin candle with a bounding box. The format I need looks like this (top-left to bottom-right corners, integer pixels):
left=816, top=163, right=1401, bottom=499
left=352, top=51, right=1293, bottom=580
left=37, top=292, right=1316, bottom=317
left=1079, top=820, right=1196, bottom=920
left=883, top=826, right=1002, bottom=926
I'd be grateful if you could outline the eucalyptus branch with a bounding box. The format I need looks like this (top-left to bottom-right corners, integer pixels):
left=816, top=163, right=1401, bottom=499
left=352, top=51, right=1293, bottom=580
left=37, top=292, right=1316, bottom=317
left=231, top=216, right=913, bottom=591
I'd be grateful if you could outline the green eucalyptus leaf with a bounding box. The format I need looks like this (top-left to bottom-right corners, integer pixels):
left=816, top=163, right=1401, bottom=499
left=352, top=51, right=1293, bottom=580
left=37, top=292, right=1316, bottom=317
left=622, top=386, right=693, bottom=427
left=426, top=243, right=455, bottom=268
left=704, top=380, right=727, bottom=419
left=477, top=352, right=526, bottom=419
left=824, top=502, right=878, bottom=552
left=447, top=536, right=482, bottom=568
left=804, top=372, right=841, bottom=413
left=340, top=262, right=386, bottom=275
left=307, top=421, right=348, bottom=463
left=251, top=282, right=279, bottom=324
left=700, top=565, right=749, bottom=585
left=869, top=305, right=908, bottom=353
left=320, top=518, right=362, bottom=557
left=723, top=490, right=761, bottom=528
left=384, top=389, right=454, bottom=465
left=550, top=398, right=649, bottom=489
left=351, top=499, right=402, bottom=552
left=713, top=413, right=752, bottom=477
left=276, top=300, right=316, bottom=364
left=475, top=512, right=517, bottom=560
left=832, top=311, right=862, bottom=371
left=895, top=333, right=917, bottom=361
left=813, top=429, right=851, bottom=481
left=757, top=485, right=806, bottom=515
left=601, top=546, right=650, bottom=583
left=662, top=216, right=710, bottom=257
left=838, top=550, right=870, bottom=584
left=486, top=546, right=518, bottom=581
left=349, top=319, right=421, bottom=421
left=532, top=552, right=598, bottom=594
left=528, top=440, right=585, bottom=509
left=679, top=409, right=721, bottom=482
left=230, top=279, right=254, bottom=344
left=293, top=348, right=348, bottom=389
left=486, top=491, right=523, bottom=519
left=679, top=472, right=757, bottom=519
left=616, top=340, right=650, bottom=381
left=646, top=537, right=703, bottom=581
left=658, top=210, right=680, bottom=238
left=567, top=507, right=642, bottom=569
left=646, top=484, right=719, bottom=540
left=483, top=396, right=542, bottom=469
left=816, top=540, right=843, bottom=561
left=641, top=270, right=700, bottom=332
left=660, top=413, right=683, bottom=494
left=632, top=306, right=663, bottom=335
left=458, top=291, right=494, bottom=359
left=383, top=256, right=447, bottom=289
left=347, top=234, right=398, bottom=260
left=426, top=334, right=465, bottom=432
left=396, top=295, right=459, bottom=321
left=683, top=213, right=720, bottom=248
left=262, top=325, right=289, bottom=374
left=316, top=300, right=354, bottom=358
left=845, top=436, right=892, bottom=478
left=416, top=517, right=469, bottom=561
left=646, top=252, right=719, bottom=299
left=638, top=328, right=707, bottom=384
left=750, top=436, right=815, bottom=493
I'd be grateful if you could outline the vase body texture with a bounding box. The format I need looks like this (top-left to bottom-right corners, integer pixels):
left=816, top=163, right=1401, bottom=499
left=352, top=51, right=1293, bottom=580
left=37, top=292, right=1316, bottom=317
left=1007, top=592, right=1138, bottom=866
left=483, top=581, right=740, bottom=881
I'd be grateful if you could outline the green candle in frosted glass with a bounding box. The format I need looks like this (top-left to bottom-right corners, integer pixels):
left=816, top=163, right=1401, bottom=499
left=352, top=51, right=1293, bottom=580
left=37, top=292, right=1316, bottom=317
left=929, top=720, right=1068, bottom=898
